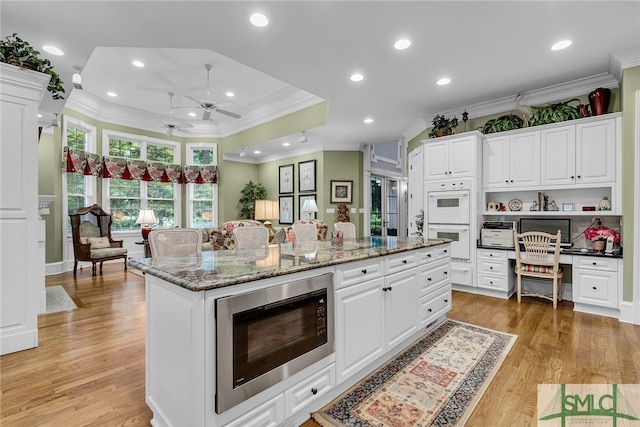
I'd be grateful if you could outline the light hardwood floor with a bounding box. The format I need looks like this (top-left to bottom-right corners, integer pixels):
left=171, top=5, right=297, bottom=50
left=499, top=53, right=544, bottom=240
left=2, top=264, right=639, bottom=426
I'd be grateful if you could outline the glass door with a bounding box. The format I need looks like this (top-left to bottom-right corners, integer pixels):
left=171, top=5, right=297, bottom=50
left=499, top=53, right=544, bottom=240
left=370, top=175, right=399, bottom=237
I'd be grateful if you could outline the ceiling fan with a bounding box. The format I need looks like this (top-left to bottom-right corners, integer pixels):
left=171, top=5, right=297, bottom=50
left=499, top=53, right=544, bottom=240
left=183, top=64, right=241, bottom=121
left=163, top=92, right=193, bottom=137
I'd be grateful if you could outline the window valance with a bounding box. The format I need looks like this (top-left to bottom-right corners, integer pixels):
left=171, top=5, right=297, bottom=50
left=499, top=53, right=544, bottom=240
left=62, top=148, right=216, bottom=184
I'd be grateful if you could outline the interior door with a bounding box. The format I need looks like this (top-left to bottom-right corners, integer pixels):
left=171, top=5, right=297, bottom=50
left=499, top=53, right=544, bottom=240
left=370, top=176, right=399, bottom=237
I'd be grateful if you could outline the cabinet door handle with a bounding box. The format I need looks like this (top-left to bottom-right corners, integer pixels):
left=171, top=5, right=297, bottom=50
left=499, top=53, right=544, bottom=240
left=489, top=266, right=493, bottom=270
left=427, top=277, right=432, bottom=281
left=444, top=249, right=448, bottom=253
left=427, top=254, right=432, bottom=258
left=571, top=175, right=575, bottom=179
left=489, top=253, right=493, bottom=257
left=577, top=175, right=581, bottom=179
left=311, top=388, right=318, bottom=395
left=444, top=299, right=449, bottom=303
left=505, top=180, right=509, bottom=183
left=592, top=287, right=597, bottom=290
left=489, top=281, right=493, bottom=285
left=362, top=269, right=367, bottom=274
left=428, top=308, right=432, bottom=312
left=592, top=262, right=597, bottom=266
left=510, top=179, right=514, bottom=183
left=402, top=259, right=407, bottom=264
left=444, top=271, right=448, bottom=275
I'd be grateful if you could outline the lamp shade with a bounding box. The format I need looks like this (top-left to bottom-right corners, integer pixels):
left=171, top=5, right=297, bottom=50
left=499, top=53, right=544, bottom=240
left=136, top=209, right=157, bottom=225
left=302, top=199, right=318, bottom=213
left=254, top=200, right=279, bottom=220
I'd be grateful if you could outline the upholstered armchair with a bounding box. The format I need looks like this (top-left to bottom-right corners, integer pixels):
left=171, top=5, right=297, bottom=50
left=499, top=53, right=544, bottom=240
left=286, top=220, right=328, bottom=243
left=69, top=204, right=128, bottom=276
left=210, top=220, right=264, bottom=250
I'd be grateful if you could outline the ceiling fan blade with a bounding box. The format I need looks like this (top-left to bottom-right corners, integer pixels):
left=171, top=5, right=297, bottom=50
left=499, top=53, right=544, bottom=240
left=202, top=110, right=212, bottom=121
left=215, top=108, right=241, bottom=119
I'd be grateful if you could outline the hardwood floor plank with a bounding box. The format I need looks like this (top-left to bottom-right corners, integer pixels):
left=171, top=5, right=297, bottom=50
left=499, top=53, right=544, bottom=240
left=1, top=269, right=638, bottom=427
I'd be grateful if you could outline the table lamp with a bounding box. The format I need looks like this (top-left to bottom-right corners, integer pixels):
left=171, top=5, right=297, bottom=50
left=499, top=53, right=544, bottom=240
left=254, top=200, right=279, bottom=242
left=136, top=209, right=157, bottom=240
left=302, top=199, right=318, bottom=219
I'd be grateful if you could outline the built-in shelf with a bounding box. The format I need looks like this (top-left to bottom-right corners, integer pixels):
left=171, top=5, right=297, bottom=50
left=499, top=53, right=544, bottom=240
left=483, top=211, right=618, bottom=217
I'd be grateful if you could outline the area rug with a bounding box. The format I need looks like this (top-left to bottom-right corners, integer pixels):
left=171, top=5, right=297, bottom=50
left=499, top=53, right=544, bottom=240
left=44, top=285, right=77, bottom=314
left=313, top=319, right=517, bottom=427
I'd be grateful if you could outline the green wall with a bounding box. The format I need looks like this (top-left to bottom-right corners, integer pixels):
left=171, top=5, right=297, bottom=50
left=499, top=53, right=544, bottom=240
left=621, top=66, right=640, bottom=301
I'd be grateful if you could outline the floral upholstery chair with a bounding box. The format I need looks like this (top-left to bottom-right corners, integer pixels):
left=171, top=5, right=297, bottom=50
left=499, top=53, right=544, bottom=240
left=210, top=220, right=264, bottom=250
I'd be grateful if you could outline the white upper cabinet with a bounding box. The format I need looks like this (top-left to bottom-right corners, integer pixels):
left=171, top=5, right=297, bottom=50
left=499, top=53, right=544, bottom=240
left=424, top=134, right=478, bottom=180
left=483, top=131, right=540, bottom=189
left=541, top=118, right=615, bottom=186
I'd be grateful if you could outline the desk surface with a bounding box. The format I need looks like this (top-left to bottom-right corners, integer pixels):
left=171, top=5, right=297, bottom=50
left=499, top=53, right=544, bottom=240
left=477, top=244, right=623, bottom=261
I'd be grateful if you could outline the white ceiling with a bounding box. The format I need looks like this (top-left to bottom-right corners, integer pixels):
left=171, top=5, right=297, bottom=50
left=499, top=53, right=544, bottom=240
left=2, top=1, right=639, bottom=162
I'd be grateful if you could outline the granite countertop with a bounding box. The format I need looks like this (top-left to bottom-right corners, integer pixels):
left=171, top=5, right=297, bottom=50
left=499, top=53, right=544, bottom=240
left=128, top=237, right=450, bottom=292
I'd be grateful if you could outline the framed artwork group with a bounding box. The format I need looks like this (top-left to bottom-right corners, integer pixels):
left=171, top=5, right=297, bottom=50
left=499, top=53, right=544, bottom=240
left=278, top=160, right=318, bottom=223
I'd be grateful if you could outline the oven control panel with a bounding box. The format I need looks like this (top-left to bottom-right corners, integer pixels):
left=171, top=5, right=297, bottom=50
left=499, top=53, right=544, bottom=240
left=426, top=178, right=473, bottom=192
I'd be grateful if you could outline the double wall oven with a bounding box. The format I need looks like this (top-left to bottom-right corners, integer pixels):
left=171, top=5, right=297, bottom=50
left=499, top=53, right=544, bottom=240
left=427, top=179, right=473, bottom=285
left=215, top=273, right=334, bottom=413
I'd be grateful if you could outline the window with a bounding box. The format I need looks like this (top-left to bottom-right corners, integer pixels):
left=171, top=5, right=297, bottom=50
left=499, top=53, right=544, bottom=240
left=63, top=117, right=97, bottom=235
left=102, top=130, right=180, bottom=232
left=186, top=144, right=218, bottom=228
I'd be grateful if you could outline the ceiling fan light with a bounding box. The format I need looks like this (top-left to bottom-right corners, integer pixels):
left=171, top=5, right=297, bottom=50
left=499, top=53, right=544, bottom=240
left=203, top=110, right=211, bottom=121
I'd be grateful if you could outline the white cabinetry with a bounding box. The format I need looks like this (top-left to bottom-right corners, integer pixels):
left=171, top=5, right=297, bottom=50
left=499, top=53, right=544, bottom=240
left=424, top=134, right=477, bottom=180
left=1, top=63, right=50, bottom=355
left=476, top=248, right=514, bottom=299
left=334, top=246, right=451, bottom=384
left=541, top=118, right=616, bottom=186
left=573, top=256, right=620, bottom=318
left=483, top=131, right=540, bottom=189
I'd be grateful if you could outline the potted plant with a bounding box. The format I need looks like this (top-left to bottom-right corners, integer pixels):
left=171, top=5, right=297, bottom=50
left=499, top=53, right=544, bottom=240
left=584, top=225, right=619, bottom=251
left=413, top=209, right=424, bottom=237
left=238, top=180, right=267, bottom=219
left=0, top=32, right=65, bottom=99
left=429, top=114, right=458, bottom=138
left=480, top=114, right=524, bottom=134
left=528, top=98, right=580, bottom=127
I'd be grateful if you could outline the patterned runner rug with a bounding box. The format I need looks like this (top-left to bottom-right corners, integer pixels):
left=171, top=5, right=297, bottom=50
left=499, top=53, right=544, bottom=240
left=313, top=319, right=517, bottom=427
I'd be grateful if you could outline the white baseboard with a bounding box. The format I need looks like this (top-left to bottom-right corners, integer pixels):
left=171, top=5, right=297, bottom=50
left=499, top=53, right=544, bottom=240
left=619, top=301, right=640, bottom=324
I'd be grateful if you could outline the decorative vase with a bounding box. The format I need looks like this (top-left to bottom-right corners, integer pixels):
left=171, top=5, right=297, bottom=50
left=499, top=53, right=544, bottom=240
left=588, top=88, right=611, bottom=116
left=592, top=239, right=606, bottom=251
left=435, top=129, right=452, bottom=138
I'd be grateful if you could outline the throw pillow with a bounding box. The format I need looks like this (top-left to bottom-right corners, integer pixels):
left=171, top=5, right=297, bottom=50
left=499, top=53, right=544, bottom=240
left=273, top=227, right=287, bottom=244
left=86, top=236, right=111, bottom=249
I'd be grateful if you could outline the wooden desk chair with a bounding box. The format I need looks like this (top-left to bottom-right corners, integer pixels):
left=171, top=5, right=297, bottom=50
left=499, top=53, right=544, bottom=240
left=148, top=228, right=202, bottom=257
left=334, top=222, right=356, bottom=240
left=513, top=230, right=564, bottom=309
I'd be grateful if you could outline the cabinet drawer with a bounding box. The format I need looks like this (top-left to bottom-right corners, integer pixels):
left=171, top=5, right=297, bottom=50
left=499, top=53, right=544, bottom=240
left=574, top=256, right=618, bottom=272
left=284, top=364, right=335, bottom=417
left=418, top=258, right=450, bottom=296
left=451, top=261, right=472, bottom=286
left=334, top=258, right=384, bottom=289
left=417, top=244, right=451, bottom=264
left=478, top=259, right=508, bottom=276
left=225, top=394, right=284, bottom=427
left=574, top=268, right=618, bottom=309
left=477, top=273, right=509, bottom=291
left=385, top=251, right=418, bottom=275
left=477, top=248, right=508, bottom=261
left=419, top=288, right=452, bottom=327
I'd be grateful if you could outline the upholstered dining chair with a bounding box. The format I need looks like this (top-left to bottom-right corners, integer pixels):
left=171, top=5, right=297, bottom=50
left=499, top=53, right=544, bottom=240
left=148, top=228, right=202, bottom=257
left=292, top=223, right=318, bottom=242
left=513, top=230, right=564, bottom=309
left=334, top=222, right=356, bottom=240
left=233, top=225, right=269, bottom=250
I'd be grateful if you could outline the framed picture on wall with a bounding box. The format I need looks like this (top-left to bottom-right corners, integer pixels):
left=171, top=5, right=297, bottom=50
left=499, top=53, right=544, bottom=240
left=279, top=195, right=294, bottom=224
left=299, top=194, right=317, bottom=220
left=330, top=180, right=353, bottom=203
left=298, top=160, right=316, bottom=192
left=279, top=164, right=294, bottom=194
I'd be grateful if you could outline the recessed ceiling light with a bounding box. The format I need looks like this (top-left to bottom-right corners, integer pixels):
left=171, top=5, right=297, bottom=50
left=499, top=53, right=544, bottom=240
left=394, top=39, right=411, bottom=50
left=364, top=118, right=374, bottom=124
left=107, top=92, right=117, bottom=97
left=253, top=150, right=261, bottom=154
left=188, top=112, right=196, bottom=117
left=250, top=13, right=269, bottom=27
left=38, top=114, right=42, bottom=118
left=225, top=91, right=235, bottom=97
left=132, top=60, right=145, bottom=68
left=437, top=78, right=451, bottom=86
left=350, top=73, right=364, bottom=82
left=551, top=40, right=572, bottom=51
left=282, top=142, right=290, bottom=147
left=42, top=45, right=64, bottom=56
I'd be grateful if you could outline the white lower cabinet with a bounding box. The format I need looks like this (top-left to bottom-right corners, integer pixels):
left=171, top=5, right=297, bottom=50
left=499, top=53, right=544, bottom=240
left=284, top=364, right=335, bottom=417
left=476, top=248, right=514, bottom=299
left=573, top=256, right=620, bottom=315
left=225, top=395, right=284, bottom=427
left=335, top=245, right=452, bottom=385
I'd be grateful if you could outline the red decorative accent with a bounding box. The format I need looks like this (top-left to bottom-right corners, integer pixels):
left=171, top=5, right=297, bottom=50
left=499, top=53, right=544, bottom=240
left=161, top=170, right=170, bottom=182
left=141, top=225, right=152, bottom=240
left=142, top=168, right=152, bottom=181
left=121, top=165, right=132, bottom=180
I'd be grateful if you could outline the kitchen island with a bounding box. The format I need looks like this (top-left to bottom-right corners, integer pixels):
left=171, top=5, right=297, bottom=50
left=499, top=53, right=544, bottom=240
left=128, top=237, right=451, bottom=427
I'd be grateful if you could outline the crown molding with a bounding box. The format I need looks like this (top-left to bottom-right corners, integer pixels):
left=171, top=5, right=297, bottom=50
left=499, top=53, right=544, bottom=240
left=407, top=73, right=620, bottom=141
left=610, top=47, right=640, bottom=82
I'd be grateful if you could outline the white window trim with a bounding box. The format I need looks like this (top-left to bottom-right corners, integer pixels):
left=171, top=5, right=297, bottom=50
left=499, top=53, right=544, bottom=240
left=62, top=116, right=97, bottom=262
left=185, top=142, right=219, bottom=228
left=101, top=129, right=182, bottom=234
